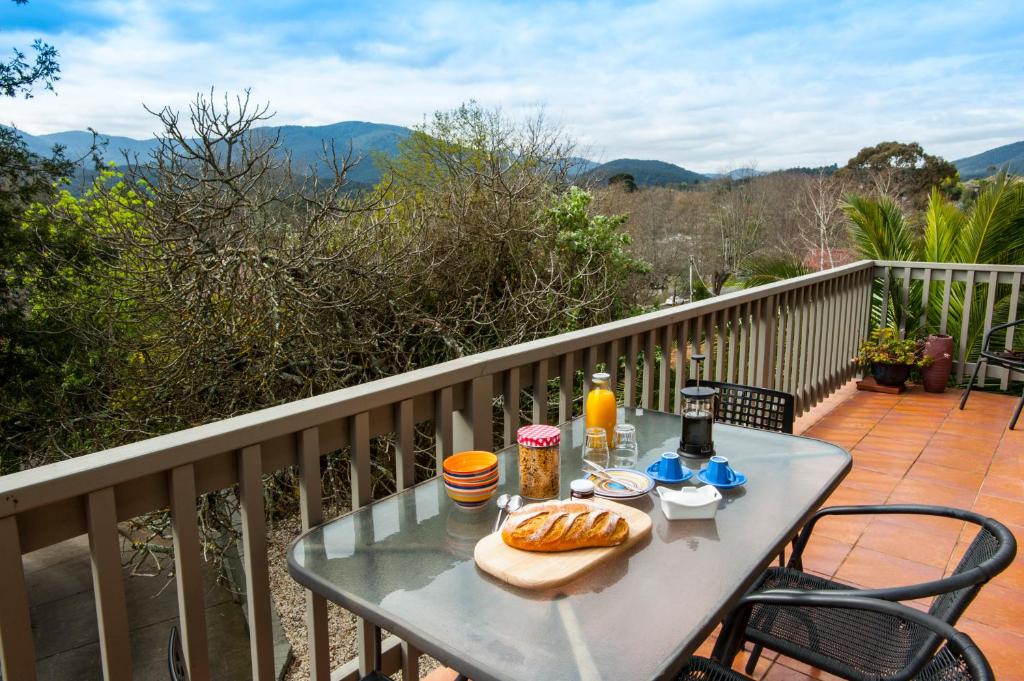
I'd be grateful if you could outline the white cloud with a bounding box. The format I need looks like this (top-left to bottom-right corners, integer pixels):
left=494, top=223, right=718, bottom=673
left=1, top=0, right=1022, bottom=171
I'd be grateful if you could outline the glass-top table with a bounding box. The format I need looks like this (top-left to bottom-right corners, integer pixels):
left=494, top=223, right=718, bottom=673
left=288, top=409, right=851, bottom=681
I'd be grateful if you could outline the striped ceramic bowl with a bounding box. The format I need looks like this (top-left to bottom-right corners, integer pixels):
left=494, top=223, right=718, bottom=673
left=443, top=451, right=498, bottom=478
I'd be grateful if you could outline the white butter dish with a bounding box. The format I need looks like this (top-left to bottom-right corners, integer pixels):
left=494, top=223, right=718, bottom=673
left=657, top=485, right=722, bottom=520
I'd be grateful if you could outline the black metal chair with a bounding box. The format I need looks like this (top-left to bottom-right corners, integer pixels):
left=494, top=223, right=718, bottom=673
left=679, top=593, right=995, bottom=681
left=685, top=380, right=795, bottom=434
left=167, top=625, right=187, bottom=681
left=720, top=505, right=1015, bottom=681
left=959, top=318, right=1024, bottom=429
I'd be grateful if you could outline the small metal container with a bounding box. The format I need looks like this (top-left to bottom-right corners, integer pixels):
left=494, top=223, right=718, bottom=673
left=569, top=479, right=596, bottom=500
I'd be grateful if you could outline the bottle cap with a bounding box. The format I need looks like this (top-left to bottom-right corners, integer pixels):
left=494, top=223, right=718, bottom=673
left=570, top=479, right=596, bottom=494
left=592, top=372, right=611, bottom=382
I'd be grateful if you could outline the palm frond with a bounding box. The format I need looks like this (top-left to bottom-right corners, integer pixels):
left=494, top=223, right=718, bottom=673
left=742, top=255, right=812, bottom=289
left=843, top=194, right=917, bottom=262
left=957, top=171, right=1024, bottom=265
left=922, top=187, right=963, bottom=263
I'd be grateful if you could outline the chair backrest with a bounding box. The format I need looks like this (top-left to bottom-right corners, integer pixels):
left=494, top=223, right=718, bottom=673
left=685, top=380, right=795, bottom=434
left=929, top=517, right=1016, bottom=624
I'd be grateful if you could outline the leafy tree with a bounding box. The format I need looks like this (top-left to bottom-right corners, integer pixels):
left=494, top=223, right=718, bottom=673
left=838, top=141, right=959, bottom=207
left=2, top=169, right=148, bottom=471
left=547, top=186, right=650, bottom=322
left=0, top=0, right=60, bottom=97
left=0, top=0, right=79, bottom=471
left=607, top=172, right=637, bottom=192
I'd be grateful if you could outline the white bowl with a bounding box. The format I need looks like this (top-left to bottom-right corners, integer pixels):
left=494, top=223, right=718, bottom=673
left=657, top=486, right=722, bottom=520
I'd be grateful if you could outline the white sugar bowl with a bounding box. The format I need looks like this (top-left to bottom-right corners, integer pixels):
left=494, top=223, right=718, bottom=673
left=657, top=485, right=722, bottom=520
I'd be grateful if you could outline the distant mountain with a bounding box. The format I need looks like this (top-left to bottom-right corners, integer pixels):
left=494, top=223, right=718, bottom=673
left=705, top=167, right=766, bottom=180
left=19, top=129, right=160, bottom=160
left=11, top=121, right=413, bottom=186
left=566, top=157, right=600, bottom=175
left=583, top=158, right=706, bottom=187
left=955, top=140, right=1024, bottom=180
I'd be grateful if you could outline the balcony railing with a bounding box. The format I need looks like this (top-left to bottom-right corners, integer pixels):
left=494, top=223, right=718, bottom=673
left=0, top=259, right=1021, bottom=681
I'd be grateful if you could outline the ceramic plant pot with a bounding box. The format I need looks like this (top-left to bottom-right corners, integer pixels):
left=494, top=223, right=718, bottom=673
left=921, top=334, right=954, bottom=393
left=871, top=362, right=910, bottom=387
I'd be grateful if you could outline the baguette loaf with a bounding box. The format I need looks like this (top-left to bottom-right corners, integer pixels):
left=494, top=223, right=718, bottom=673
left=500, top=500, right=629, bottom=552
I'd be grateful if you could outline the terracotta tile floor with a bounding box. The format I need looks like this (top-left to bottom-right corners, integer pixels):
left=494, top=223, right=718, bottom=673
left=692, top=382, right=1024, bottom=681
left=427, top=383, right=1024, bottom=681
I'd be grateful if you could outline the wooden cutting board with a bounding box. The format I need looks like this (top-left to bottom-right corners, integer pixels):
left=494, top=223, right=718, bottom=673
left=473, top=498, right=653, bottom=590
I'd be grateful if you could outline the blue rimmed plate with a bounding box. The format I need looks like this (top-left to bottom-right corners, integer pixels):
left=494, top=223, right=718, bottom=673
left=695, top=469, right=747, bottom=489
left=586, top=468, right=655, bottom=499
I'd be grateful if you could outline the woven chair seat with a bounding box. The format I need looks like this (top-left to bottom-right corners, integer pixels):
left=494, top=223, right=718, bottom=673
left=680, top=643, right=981, bottom=681
left=745, top=568, right=938, bottom=679
left=915, top=645, right=978, bottom=681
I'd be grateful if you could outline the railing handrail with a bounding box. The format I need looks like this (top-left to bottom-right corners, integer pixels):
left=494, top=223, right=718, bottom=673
left=874, top=260, right=1024, bottom=274
left=0, top=259, right=875, bottom=518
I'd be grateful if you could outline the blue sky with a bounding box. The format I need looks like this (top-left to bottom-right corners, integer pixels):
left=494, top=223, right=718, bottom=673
left=1, top=0, right=1023, bottom=171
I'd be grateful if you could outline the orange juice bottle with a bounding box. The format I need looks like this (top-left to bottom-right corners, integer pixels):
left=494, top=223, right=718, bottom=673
left=585, top=372, right=617, bottom=447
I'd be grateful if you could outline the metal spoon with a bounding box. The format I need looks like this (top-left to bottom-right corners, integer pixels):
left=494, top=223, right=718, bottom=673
left=493, top=493, right=511, bottom=532
left=507, top=495, right=524, bottom=514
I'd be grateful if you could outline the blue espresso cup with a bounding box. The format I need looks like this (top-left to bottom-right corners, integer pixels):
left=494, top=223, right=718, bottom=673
left=655, top=452, right=685, bottom=480
left=704, top=455, right=738, bottom=485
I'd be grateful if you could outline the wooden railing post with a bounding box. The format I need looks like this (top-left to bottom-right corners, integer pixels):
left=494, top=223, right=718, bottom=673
left=170, top=464, right=211, bottom=681
left=624, top=335, right=638, bottom=408
left=957, top=270, right=976, bottom=383
left=641, top=331, right=656, bottom=409
left=759, top=296, right=777, bottom=388
left=395, top=400, right=416, bottom=490
left=502, top=369, right=521, bottom=448
left=298, top=428, right=330, bottom=681
left=0, top=517, right=36, bottom=681
left=559, top=353, right=575, bottom=423
left=239, top=445, right=275, bottom=681
left=454, top=375, right=493, bottom=451
left=1003, top=272, right=1022, bottom=390
left=87, top=487, right=132, bottom=681
left=434, top=387, right=454, bottom=470
left=532, top=360, right=548, bottom=424
left=350, top=412, right=378, bottom=677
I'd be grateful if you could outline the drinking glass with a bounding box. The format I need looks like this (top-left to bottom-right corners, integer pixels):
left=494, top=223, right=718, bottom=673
left=582, top=427, right=610, bottom=469
left=611, top=423, right=639, bottom=468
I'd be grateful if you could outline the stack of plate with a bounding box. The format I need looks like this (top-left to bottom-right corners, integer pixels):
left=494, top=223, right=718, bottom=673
left=443, top=451, right=499, bottom=508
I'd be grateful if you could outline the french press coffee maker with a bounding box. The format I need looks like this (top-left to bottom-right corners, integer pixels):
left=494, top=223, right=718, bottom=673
left=677, top=354, right=716, bottom=458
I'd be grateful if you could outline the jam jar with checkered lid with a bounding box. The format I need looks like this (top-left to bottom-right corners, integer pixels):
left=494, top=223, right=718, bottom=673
left=516, top=424, right=561, bottom=499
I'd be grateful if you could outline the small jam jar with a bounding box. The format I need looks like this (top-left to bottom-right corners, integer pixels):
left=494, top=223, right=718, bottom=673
left=570, top=479, right=596, bottom=500
left=516, top=424, right=561, bottom=499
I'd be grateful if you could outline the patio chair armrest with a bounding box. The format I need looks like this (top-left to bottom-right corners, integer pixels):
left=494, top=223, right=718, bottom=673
left=789, top=504, right=986, bottom=568
left=982, top=318, right=1024, bottom=352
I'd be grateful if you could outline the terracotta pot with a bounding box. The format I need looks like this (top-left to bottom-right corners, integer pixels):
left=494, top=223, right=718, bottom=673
left=921, top=334, right=954, bottom=393
left=871, top=362, right=910, bottom=387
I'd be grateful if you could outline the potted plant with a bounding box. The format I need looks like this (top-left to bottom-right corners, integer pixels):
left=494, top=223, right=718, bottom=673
left=854, top=328, right=933, bottom=387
